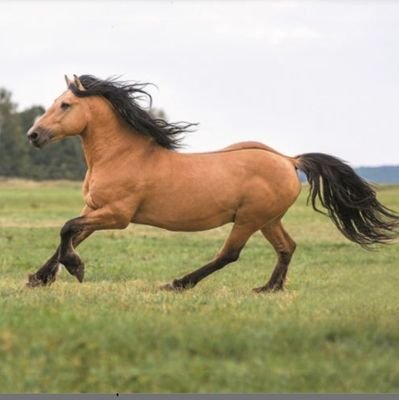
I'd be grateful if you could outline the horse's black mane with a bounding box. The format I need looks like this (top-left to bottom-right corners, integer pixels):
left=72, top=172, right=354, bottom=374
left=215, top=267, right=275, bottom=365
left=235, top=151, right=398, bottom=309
left=69, top=75, right=197, bottom=150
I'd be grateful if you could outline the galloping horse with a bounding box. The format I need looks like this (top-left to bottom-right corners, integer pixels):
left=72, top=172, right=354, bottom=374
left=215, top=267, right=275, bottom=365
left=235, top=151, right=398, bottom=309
left=26, top=75, right=399, bottom=292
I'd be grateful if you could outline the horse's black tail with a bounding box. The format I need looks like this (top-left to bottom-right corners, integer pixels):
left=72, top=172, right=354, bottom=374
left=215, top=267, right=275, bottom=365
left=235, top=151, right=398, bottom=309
left=296, top=153, right=399, bottom=246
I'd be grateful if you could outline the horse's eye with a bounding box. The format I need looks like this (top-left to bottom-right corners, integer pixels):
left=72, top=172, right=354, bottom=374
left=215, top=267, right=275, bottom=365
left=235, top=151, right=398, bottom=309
left=60, top=102, right=71, bottom=110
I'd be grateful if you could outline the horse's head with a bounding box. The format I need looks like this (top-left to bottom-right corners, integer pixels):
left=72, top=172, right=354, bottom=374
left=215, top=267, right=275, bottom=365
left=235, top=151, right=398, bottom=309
left=27, top=75, right=89, bottom=148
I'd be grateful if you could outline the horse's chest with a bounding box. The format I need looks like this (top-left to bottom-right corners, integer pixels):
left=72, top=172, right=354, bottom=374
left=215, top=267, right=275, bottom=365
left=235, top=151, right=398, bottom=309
left=84, top=192, right=100, bottom=210
left=82, top=173, right=103, bottom=210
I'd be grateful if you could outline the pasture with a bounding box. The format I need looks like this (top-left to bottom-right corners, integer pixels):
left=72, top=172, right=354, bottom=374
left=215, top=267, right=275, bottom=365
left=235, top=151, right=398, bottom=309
left=0, top=179, right=398, bottom=393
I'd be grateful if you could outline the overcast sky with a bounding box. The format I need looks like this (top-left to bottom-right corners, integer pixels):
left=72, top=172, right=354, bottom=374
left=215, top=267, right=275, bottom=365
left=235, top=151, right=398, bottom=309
left=1, top=0, right=398, bottom=166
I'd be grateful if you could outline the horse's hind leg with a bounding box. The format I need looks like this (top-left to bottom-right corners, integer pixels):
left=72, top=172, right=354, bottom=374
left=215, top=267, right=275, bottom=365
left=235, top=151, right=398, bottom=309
left=160, top=223, right=257, bottom=291
left=253, top=221, right=296, bottom=293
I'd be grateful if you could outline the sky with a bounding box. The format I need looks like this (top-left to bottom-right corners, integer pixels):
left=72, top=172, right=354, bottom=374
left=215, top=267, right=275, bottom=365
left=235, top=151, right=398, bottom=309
left=1, top=0, right=398, bottom=166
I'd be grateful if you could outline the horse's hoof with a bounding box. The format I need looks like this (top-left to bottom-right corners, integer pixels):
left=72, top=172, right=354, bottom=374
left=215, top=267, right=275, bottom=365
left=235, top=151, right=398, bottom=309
left=252, top=285, right=282, bottom=293
left=252, top=286, right=266, bottom=293
left=26, top=274, right=45, bottom=288
left=159, top=282, right=177, bottom=291
left=159, top=280, right=189, bottom=292
left=75, top=265, right=85, bottom=283
left=64, top=261, right=85, bottom=282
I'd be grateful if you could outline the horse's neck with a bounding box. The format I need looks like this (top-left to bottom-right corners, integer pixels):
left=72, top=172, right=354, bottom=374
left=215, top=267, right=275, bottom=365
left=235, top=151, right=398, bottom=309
left=81, top=121, right=153, bottom=170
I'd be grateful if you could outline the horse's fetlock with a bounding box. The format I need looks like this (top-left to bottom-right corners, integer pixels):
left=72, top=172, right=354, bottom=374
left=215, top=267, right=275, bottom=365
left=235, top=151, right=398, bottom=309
left=60, top=218, right=83, bottom=237
left=60, top=252, right=81, bottom=268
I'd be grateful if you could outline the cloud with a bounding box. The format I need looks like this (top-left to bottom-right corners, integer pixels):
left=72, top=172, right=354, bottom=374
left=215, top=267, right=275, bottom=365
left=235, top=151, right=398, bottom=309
left=1, top=1, right=398, bottom=165
left=213, top=22, right=322, bottom=45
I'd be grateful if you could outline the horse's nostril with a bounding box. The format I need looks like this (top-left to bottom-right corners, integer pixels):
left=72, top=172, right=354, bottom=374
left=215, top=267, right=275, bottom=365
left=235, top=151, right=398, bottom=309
left=29, top=131, right=39, bottom=140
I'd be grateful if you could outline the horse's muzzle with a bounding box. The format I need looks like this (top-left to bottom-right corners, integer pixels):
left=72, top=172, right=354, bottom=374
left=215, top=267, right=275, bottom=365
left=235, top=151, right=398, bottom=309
left=27, top=126, right=52, bottom=148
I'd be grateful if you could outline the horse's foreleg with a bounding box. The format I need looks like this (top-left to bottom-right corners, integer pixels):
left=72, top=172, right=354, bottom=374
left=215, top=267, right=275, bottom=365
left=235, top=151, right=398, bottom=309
left=58, top=207, right=129, bottom=282
left=27, top=206, right=95, bottom=287
left=160, top=223, right=256, bottom=291
left=26, top=229, right=93, bottom=287
left=253, top=221, right=296, bottom=293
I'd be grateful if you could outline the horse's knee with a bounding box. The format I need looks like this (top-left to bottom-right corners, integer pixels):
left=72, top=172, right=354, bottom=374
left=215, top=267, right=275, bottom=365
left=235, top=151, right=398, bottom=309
left=60, top=217, right=83, bottom=238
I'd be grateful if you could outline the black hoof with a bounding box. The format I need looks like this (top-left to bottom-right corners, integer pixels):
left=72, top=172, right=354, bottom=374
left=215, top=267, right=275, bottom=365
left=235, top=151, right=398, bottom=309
left=26, top=273, right=45, bottom=288
left=75, top=264, right=85, bottom=283
left=62, top=257, right=85, bottom=282
left=159, top=282, right=178, bottom=291
left=63, top=264, right=84, bottom=282
left=26, top=264, right=61, bottom=288
left=252, top=285, right=283, bottom=293
left=159, top=279, right=193, bottom=292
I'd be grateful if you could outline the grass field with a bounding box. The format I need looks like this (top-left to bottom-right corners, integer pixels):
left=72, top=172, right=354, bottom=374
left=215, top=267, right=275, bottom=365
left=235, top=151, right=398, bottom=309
left=0, top=179, right=398, bottom=393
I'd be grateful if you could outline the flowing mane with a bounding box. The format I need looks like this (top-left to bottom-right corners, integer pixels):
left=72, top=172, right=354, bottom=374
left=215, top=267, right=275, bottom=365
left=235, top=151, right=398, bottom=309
left=69, top=75, right=197, bottom=150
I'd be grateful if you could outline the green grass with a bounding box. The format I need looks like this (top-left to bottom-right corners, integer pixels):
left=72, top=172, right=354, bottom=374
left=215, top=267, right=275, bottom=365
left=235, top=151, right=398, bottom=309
left=0, top=179, right=398, bottom=393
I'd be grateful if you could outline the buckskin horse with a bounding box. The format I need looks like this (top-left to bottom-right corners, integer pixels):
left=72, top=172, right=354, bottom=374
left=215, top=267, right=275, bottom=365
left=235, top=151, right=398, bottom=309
left=26, top=75, right=399, bottom=292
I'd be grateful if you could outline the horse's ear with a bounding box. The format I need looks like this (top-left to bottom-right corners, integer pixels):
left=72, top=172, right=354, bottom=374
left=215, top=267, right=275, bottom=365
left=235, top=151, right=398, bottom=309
left=64, top=75, right=72, bottom=88
left=73, top=74, right=85, bottom=91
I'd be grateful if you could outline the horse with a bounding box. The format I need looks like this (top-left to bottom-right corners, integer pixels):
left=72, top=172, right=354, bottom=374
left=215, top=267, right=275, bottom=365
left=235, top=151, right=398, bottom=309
left=26, top=74, right=399, bottom=292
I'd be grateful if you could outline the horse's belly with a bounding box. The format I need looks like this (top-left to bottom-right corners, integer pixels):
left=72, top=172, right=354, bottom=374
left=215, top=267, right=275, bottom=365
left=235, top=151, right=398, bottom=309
left=134, top=214, right=233, bottom=232
left=132, top=195, right=236, bottom=232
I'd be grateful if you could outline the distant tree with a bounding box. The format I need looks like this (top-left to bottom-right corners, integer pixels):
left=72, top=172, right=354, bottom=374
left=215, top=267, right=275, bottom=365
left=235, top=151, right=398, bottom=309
left=0, top=89, right=30, bottom=177
left=18, top=105, right=44, bottom=133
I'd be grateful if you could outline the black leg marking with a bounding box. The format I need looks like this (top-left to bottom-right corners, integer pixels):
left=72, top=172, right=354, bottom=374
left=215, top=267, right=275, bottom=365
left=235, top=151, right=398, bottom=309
left=59, top=217, right=86, bottom=282
left=26, top=228, right=92, bottom=287
left=160, top=223, right=256, bottom=292
left=27, top=252, right=60, bottom=288
left=160, top=250, right=240, bottom=292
